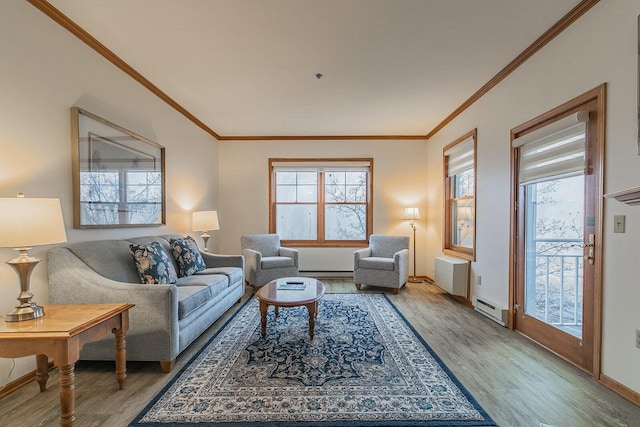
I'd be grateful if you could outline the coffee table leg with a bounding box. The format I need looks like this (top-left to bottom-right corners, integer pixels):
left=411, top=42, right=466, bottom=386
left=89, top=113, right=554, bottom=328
left=35, top=354, right=49, bottom=392
left=259, top=301, right=268, bottom=338
left=306, top=302, right=317, bottom=340
left=58, top=363, right=76, bottom=427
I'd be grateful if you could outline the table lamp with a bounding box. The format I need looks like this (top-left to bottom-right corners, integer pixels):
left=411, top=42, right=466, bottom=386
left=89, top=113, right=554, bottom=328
left=0, top=195, right=67, bottom=322
left=192, top=210, right=219, bottom=251
left=403, top=207, right=423, bottom=283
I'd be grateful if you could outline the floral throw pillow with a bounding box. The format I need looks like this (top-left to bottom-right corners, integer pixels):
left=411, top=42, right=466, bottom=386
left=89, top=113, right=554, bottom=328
left=129, top=242, right=178, bottom=285
left=170, top=236, right=206, bottom=277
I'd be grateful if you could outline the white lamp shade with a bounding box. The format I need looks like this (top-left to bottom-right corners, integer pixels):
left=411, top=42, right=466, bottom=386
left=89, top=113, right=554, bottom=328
left=0, top=198, right=67, bottom=248
left=403, top=207, right=421, bottom=220
left=192, top=210, right=220, bottom=231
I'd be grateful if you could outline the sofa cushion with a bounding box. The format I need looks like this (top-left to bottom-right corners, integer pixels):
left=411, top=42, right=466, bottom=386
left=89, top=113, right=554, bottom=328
left=129, top=242, right=179, bottom=284
left=358, top=256, right=395, bottom=271
left=170, top=236, right=206, bottom=277
left=176, top=274, right=230, bottom=319
left=175, top=285, right=211, bottom=319
left=261, top=256, right=295, bottom=269
left=196, top=267, right=243, bottom=285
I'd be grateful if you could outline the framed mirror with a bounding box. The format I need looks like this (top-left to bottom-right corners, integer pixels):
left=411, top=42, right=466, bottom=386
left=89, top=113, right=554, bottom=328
left=71, top=107, right=166, bottom=228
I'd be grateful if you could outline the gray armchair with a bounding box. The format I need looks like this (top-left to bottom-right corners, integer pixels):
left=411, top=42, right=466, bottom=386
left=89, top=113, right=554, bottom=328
left=241, top=234, right=299, bottom=288
left=354, top=234, right=410, bottom=294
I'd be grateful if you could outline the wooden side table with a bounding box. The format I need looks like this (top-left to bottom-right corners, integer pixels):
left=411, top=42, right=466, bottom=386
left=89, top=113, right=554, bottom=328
left=0, top=303, right=134, bottom=427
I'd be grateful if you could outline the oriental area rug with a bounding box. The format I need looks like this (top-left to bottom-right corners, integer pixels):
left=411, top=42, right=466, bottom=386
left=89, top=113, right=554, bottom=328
left=130, top=294, right=496, bottom=426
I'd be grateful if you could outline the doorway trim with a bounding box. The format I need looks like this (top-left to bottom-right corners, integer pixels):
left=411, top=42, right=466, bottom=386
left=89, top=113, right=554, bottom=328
left=508, top=83, right=606, bottom=378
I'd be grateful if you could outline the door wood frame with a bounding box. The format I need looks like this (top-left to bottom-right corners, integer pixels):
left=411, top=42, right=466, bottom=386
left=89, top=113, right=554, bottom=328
left=508, top=83, right=606, bottom=378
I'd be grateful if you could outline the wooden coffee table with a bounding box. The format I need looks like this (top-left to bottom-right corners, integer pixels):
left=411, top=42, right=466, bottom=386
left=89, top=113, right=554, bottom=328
left=256, top=277, right=325, bottom=340
left=0, top=303, right=133, bottom=427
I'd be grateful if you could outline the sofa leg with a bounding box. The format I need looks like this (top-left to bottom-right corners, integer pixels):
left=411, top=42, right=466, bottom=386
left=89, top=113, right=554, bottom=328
left=355, top=284, right=361, bottom=290
left=160, top=360, right=174, bottom=373
left=393, top=288, right=399, bottom=295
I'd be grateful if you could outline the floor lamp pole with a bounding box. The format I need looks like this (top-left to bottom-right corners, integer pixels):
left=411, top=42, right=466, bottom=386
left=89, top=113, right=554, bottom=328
left=409, top=220, right=422, bottom=283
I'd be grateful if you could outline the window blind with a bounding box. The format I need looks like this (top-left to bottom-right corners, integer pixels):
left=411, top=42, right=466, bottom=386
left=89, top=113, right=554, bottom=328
left=445, top=137, right=474, bottom=177
left=513, top=111, right=588, bottom=185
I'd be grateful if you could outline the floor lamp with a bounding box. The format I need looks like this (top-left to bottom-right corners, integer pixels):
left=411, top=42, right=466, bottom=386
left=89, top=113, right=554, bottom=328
left=403, top=207, right=423, bottom=283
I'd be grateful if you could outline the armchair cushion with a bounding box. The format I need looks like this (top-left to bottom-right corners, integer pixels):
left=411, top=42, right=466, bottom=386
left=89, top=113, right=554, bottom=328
left=262, top=256, right=295, bottom=269
left=170, top=236, right=206, bottom=277
left=359, top=256, right=395, bottom=271
left=129, top=242, right=178, bottom=285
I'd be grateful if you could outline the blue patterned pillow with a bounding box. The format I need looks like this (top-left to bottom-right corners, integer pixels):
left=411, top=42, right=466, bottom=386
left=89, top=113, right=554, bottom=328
left=170, top=236, right=206, bottom=277
left=129, top=242, right=178, bottom=284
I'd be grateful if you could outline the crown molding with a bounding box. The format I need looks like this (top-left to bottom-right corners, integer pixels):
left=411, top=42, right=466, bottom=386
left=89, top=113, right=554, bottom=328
left=28, top=0, right=599, bottom=142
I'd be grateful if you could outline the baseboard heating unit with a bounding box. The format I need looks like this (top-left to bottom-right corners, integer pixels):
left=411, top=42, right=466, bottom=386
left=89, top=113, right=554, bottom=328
left=474, top=297, right=508, bottom=327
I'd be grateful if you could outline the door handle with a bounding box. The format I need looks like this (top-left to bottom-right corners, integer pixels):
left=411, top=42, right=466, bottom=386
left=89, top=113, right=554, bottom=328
left=570, top=234, right=594, bottom=264
left=584, top=234, right=595, bottom=265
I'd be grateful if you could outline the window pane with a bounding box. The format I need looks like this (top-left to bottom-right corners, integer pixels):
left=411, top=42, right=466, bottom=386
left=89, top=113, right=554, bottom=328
left=325, top=204, right=366, bottom=240
left=276, top=171, right=297, bottom=185
left=452, top=198, right=474, bottom=248
left=297, top=185, right=317, bottom=202
left=276, top=185, right=297, bottom=202
left=297, top=171, right=317, bottom=185
left=454, top=169, right=474, bottom=198
left=276, top=204, right=317, bottom=240
left=325, top=171, right=367, bottom=203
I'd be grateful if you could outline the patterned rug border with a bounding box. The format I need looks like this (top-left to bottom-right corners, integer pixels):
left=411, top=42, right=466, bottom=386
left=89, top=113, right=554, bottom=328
left=129, top=293, right=497, bottom=427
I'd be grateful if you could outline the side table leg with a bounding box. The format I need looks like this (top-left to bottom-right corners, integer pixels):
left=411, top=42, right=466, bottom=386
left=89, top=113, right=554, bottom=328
left=259, top=301, right=268, bottom=338
left=58, top=363, right=76, bottom=427
left=35, top=354, right=49, bottom=392
left=113, top=327, right=127, bottom=390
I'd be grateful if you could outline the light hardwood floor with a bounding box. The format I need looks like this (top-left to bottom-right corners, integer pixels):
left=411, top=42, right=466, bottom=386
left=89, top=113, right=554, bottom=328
left=1, top=280, right=639, bottom=426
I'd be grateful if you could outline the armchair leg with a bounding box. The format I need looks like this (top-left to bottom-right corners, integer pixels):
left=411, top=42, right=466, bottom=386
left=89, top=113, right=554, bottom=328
left=355, top=284, right=361, bottom=290
left=393, top=288, right=399, bottom=295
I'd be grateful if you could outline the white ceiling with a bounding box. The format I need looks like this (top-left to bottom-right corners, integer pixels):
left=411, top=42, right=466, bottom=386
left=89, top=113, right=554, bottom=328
left=47, top=0, right=582, bottom=138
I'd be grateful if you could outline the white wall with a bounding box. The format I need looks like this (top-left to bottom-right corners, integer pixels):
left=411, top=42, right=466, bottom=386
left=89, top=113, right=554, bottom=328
left=425, top=1, right=640, bottom=393
left=218, top=139, right=428, bottom=272
left=0, top=1, right=218, bottom=384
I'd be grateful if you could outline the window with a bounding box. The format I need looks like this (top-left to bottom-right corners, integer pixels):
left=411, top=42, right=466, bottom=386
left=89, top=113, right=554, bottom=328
left=269, top=159, right=373, bottom=247
left=443, top=129, right=476, bottom=260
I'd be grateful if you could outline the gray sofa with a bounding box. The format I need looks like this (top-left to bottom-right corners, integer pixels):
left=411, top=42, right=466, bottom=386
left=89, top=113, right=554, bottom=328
left=47, top=234, right=244, bottom=372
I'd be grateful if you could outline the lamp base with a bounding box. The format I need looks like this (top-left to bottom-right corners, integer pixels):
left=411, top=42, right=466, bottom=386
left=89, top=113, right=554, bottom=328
left=408, top=277, right=424, bottom=283
left=5, top=303, right=45, bottom=322
left=4, top=251, right=45, bottom=322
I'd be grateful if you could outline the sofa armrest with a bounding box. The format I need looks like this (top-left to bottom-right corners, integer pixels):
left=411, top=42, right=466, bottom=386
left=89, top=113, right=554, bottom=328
left=241, top=248, right=261, bottom=272
left=47, top=248, right=179, bottom=357
left=200, top=251, right=244, bottom=269
left=279, top=246, right=299, bottom=267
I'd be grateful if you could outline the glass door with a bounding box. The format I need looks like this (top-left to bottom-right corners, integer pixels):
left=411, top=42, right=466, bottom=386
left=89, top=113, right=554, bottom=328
left=512, top=89, right=604, bottom=374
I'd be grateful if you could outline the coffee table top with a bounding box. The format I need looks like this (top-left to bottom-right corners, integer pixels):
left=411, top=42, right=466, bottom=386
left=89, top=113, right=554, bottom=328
left=256, top=277, right=325, bottom=306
